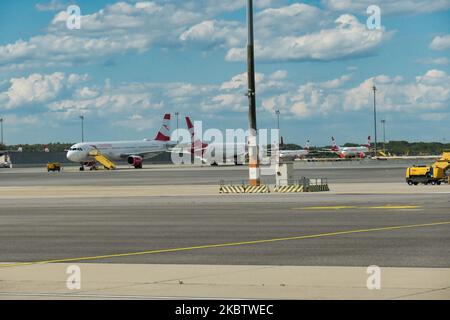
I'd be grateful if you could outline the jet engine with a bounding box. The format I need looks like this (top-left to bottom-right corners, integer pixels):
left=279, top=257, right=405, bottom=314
left=127, top=155, right=143, bottom=169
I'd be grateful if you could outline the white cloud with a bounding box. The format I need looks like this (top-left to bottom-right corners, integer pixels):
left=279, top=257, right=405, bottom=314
left=220, top=72, right=265, bottom=91
left=0, top=69, right=288, bottom=125
left=36, top=0, right=67, bottom=12
left=2, top=69, right=448, bottom=131
left=180, top=20, right=245, bottom=49
left=344, top=70, right=450, bottom=111
left=256, top=3, right=329, bottom=37
left=73, top=87, right=100, bottom=99
left=262, top=76, right=343, bottom=117
left=184, top=0, right=288, bottom=14
left=1, top=72, right=87, bottom=109
left=114, top=113, right=158, bottom=132
left=269, top=70, right=288, bottom=80
left=1, top=0, right=289, bottom=71
left=430, top=35, right=450, bottom=51
left=321, top=74, right=352, bottom=89
left=262, top=70, right=450, bottom=119
left=226, top=14, right=391, bottom=62
left=0, top=1, right=395, bottom=71
left=0, top=1, right=207, bottom=71
left=417, top=57, right=449, bottom=65
left=180, top=3, right=392, bottom=63
left=322, top=0, right=450, bottom=15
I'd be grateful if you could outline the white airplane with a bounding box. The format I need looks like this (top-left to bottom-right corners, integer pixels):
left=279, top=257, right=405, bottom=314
left=184, top=117, right=310, bottom=165
left=66, top=114, right=176, bottom=170
left=278, top=137, right=310, bottom=160
left=327, top=136, right=371, bottom=159
left=183, top=117, right=246, bottom=165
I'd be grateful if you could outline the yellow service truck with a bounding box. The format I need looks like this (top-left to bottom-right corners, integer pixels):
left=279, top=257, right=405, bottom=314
left=406, top=151, right=450, bottom=185
left=47, top=162, right=61, bottom=172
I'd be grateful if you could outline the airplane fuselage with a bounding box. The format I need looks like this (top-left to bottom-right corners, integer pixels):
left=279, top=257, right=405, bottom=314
left=337, top=146, right=369, bottom=158
left=193, top=142, right=309, bottom=164
left=196, top=142, right=247, bottom=165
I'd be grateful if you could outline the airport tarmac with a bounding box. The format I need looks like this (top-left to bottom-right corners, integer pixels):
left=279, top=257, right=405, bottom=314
left=0, top=161, right=417, bottom=186
left=0, top=191, right=449, bottom=267
left=0, top=163, right=449, bottom=299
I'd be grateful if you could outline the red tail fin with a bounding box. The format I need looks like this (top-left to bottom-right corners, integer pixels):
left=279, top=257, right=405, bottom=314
left=304, top=140, right=310, bottom=150
left=186, top=116, right=194, bottom=140
left=331, top=136, right=339, bottom=151
left=185, top=116, right=208, bottom=153
left=154, top=114, right=171, bottom=142
left=365, top=136, right=371, bottom=148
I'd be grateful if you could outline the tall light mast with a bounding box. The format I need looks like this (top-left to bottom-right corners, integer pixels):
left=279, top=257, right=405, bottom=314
left=246, top=0, right=260, bottom=186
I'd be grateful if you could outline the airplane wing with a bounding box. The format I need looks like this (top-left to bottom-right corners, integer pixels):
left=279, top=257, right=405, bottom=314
left=376, top=155, right=441, bottom=160
left=279, top=150, right=309, bottom=157
left=120, top=150, right=165, bottom=159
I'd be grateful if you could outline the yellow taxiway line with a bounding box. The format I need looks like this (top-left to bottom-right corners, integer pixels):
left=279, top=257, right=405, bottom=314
left=1, top=221, right=449, bottom=269
left=293, top=205, right=421, bottom=210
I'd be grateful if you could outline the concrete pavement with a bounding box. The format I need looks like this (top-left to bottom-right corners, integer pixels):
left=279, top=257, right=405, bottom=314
left=1, top=263, right=449, bottom=300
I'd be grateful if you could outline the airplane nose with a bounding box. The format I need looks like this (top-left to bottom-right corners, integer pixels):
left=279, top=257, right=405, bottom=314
left=67, top=151, right=76, bottom=162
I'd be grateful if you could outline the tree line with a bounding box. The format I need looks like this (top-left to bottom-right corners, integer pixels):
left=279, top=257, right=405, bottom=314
left=1, top=141, right=449, bottom=156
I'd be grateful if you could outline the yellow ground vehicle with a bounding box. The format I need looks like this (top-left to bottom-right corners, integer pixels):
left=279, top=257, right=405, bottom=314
left=47, top=162, right=61, bottom=172
left=406, top=151, right=450, bottom=185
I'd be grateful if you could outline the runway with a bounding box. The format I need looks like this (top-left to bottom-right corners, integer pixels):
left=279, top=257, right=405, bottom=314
left=1, top=195, right=449, bottom=267
left=1, top=163, right=449, bottom=299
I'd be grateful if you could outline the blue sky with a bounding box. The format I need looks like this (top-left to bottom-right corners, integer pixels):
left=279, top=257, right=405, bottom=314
left=0, top=0, right=449, bottom=145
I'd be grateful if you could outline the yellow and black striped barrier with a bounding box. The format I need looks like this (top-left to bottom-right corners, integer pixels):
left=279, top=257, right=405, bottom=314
left=273, top=185, right=304, bottom=193
left=219, top=185, right=246, bottom=194
left=244, top=185, right=270, bottom=193
left=219, top=184, right=270, bottom=194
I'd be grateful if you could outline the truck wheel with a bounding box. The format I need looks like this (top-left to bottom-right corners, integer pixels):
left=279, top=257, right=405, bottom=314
left=437, top=181, right=442, bottom=185
left=431, top=181, right=436, bottom=185
left=407, top=180, right=414, bottom=186
left=413, top=182, right=419, bottom=185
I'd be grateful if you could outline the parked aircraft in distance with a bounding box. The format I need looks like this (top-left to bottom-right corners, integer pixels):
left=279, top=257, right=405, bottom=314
left=325, top=136, right=371, bottom=159
left=183, top=117, right=310, bottom=165
left=278, top=137, right=310, bottom=160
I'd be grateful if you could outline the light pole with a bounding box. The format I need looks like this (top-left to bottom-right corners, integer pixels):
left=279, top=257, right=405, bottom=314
left=175, top=112, right=179, bottom=142
left=246, top=0, right=260, bottom=186
left=0, top=118, right=3, bottom=146
left=275, top=109, right=280, bottom=143
left=79, top=115, right=84, bottom=142
left=381, top=119, right=386, bottom=153
left=372, top=86, right=378, bottom=158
